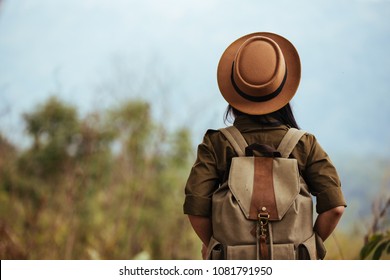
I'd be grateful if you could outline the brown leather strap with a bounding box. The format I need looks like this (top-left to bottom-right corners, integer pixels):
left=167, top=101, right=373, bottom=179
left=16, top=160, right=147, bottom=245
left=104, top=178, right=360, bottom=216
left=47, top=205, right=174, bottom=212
left=249, top=157, right=279, bottom=221
left=256, top=221, right=270, bottom=260
left=259, top=235, right=269, bottom=260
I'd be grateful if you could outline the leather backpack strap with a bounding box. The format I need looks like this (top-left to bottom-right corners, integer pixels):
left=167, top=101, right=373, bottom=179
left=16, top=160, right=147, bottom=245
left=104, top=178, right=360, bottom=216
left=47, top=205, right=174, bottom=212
left=277, top=128, right=306, bottom=158
left=219, top=126, right=248, bottom=157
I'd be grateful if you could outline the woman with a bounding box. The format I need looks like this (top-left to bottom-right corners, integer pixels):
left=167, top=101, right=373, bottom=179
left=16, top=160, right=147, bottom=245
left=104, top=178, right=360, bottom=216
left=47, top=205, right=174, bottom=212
left=183, top=32, right=346, bottom=259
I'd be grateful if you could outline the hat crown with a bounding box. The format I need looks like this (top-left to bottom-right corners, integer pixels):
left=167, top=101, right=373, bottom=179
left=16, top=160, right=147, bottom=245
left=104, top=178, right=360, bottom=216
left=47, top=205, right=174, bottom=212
left=233, top=36, right=286, bottom=98
left=217, top=32, right=301, bottom=115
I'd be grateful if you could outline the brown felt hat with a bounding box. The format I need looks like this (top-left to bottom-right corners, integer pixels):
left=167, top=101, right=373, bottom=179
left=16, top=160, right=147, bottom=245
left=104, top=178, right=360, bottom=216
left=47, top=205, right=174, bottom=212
left=217, top=32, right=301, bottom=115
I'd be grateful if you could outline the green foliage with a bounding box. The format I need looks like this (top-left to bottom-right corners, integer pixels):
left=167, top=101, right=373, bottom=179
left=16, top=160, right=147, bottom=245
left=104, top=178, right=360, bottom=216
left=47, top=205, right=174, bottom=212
left=359, top=193, right=390, bottom=260
left=21, top=96, right=80, bottom=178
left=0, top=96, right=200, bottom=260
left=360, top=232, right=390, bottom=260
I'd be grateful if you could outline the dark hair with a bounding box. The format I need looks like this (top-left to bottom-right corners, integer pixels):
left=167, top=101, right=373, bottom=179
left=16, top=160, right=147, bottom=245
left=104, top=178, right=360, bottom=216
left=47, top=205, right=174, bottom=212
left=224, top=103, right=300, bottom=129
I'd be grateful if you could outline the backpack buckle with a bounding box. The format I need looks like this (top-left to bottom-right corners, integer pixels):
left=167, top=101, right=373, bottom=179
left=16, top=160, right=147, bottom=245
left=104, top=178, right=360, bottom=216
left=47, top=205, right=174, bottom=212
left=257, top=209, right=270, bottom=237
left=257, top=208, right=270, bottom=260
left=258, top=208, right=270, bottom=225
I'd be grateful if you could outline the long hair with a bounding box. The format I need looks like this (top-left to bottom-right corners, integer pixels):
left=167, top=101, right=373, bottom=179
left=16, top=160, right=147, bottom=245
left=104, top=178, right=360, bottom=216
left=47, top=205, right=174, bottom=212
left=224, top=103, right=300, bottom=129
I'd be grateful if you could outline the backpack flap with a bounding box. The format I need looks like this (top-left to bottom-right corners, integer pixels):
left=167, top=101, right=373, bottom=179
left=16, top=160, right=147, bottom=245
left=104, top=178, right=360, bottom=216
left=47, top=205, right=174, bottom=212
left=228, top=156, right=300, bottom=221
left=272, top=157, right=300, bottom=219
left=227, top=157, right=255, bottom=220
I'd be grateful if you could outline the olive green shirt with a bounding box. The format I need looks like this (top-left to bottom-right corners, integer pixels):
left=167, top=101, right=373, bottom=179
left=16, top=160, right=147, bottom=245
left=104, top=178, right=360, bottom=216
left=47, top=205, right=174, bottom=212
left=183, top=115, right=346, bottom=216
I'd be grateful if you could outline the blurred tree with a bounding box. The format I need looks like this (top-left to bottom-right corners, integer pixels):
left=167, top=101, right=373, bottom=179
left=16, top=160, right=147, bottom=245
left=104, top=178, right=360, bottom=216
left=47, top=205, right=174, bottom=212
left=22, top=96, right=79, bottom=176
left=360, top=168, right=390, bottom=260
left=93, top=100, right=198, bottom=259
left=108, top=100, right=153, bottom=174
left=0, top=95, right=200, bottom=260
left=0, top=134, right=27, bottom=259
left=0, top=133, right=17, bottom=186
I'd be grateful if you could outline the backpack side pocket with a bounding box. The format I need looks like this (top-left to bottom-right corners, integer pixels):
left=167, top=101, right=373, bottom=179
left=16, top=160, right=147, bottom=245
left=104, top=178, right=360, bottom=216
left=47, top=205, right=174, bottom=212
left=206, top=236, right=223, bottom=260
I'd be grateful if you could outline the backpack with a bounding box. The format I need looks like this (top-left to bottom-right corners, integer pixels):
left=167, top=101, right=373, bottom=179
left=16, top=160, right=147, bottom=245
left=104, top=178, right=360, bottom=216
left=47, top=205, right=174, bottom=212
left=206, top=126, right=326, bottom=260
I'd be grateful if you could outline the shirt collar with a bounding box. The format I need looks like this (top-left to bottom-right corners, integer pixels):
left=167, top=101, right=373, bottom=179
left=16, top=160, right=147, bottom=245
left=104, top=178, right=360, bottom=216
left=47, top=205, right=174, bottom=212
left=233, top=114, right=287, bottom=132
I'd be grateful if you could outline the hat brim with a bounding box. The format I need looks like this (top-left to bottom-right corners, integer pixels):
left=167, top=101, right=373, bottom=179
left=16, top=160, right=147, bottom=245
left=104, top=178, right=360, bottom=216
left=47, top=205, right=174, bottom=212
left=217, top=32, right=301, bottom=115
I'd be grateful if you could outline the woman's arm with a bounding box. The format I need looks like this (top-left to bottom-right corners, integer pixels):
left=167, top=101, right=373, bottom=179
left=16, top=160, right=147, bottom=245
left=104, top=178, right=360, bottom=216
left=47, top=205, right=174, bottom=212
left=187, top=215, right=213, bottom=246
left=313, top=206, right=345, bottom=241
left=187, top=215, right=213, bottom=259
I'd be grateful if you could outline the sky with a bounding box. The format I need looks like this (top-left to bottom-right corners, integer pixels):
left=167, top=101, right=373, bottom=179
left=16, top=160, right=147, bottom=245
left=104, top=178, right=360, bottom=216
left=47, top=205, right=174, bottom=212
left=0, top=0, right=390, bottom=159
left=1, top=0, right=390, bottom=233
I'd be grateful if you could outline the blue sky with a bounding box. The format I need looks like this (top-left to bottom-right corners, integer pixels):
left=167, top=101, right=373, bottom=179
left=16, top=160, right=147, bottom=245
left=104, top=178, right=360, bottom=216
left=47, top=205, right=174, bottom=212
left=1, top=0, right=390, bottom=157
left=1, top=0, right=390, bottom=232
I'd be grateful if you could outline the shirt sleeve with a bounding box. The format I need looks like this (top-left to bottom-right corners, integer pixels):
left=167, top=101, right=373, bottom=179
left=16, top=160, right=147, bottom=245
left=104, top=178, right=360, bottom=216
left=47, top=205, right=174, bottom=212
left=183, top=131, right=220, bottom=217
left=300, top=134, right=347, bottom=214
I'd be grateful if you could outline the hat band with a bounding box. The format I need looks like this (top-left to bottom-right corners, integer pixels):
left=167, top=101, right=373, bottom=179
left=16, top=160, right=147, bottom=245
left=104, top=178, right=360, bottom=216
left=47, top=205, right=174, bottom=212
left=231, top=62, right=288, bottom=102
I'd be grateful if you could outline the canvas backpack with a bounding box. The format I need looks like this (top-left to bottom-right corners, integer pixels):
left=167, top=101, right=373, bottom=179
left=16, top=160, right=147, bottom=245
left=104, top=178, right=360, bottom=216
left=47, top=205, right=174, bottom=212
left=206, top=126, right=326, bottom=260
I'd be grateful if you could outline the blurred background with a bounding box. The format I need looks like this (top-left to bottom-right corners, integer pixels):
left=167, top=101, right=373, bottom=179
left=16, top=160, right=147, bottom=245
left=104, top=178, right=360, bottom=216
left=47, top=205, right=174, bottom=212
left=0, top=0, right=389, bottom=260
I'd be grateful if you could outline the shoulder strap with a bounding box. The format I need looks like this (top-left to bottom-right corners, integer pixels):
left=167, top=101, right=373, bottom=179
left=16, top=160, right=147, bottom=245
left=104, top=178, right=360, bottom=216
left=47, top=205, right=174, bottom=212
left=277, top=128, right=306, bottom=158
left=219, top=126, right=248, bottom=157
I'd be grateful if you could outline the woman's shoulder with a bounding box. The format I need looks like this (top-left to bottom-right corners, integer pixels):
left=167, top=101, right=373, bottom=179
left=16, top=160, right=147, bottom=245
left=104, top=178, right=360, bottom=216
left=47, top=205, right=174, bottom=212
left=198, top=128, right=225, bottom=149
left=299, top=130, right=320, bottom=146
left=203, top=127, right=233, bottom=139
left=295, top=129, right=332, bottom=163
